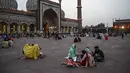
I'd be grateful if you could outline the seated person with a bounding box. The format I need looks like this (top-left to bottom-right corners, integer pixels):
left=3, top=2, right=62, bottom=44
left=20, top=44, right=44, bottom=60
left=58, top=35, right=62, bottom=40
left=32, top=44, right=44, bottom=58
left=77, top=37, right=81, bottom=42
left=65, top=44, right=78, bottom=67
left=94, top=46, right=104, bottom=62
left=4, top=37, right=9, bottom=41
left=1, top=41, right=9, bottom=48
left=79, top=50, right=96, bottom=67
left=85, top=47, right=93, bottom=55
left=10, top=37, right=14, bottom=41
left=66, top=44, right=77, bottom=61
left=97, top=34, right=102, bottom=39
left=74, top=35, right=81, bottom=43
left=1, top=38, right=11, bottom=48
left=8, top=39, right=13, bottom=47
left=74, top=37, right=78, bottom=43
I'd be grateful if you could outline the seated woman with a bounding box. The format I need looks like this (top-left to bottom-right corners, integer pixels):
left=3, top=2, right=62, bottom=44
left=65, top=44, right=79, bottom=67
left=20, top=44, right=44, bottom=60
left=79, top=50, right=96, bottom=67
left=66, top=44, right=77, bottom=61
left=85, top=47, right=93, bottom=55
left=94, top=46, right=104, bottom=62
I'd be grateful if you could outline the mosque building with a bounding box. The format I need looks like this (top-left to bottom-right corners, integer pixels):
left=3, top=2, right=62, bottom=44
left=0, top=0, right=80, bottom=34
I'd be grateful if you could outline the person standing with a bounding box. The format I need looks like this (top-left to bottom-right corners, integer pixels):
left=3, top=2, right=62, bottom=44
left=122, top=33, right=124, bottom=39
left=48, top=31, right=50, bottom=39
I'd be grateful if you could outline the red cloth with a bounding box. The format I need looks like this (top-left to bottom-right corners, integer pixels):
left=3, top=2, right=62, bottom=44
left=80, top=53, right=96, bottom=67
left=80, top=53, right=88, bottom=66
left=10, top=37, right=14, bottom=41
left=67, top=59, right=77, bottom=66
left=105, top=36, right=108, bottom=40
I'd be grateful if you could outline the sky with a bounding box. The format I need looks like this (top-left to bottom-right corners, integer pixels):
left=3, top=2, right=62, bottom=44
left=16, top=0, right=130, bottom=27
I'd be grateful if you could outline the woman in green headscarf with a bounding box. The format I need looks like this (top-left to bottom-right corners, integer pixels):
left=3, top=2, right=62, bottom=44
left=66, top=44, right=77, bottom=61
left=64, top=44, right=79, bottom=67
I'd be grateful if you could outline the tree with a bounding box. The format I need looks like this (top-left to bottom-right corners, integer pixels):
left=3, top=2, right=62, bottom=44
left=95, top=23, right=105, bottom=28
left=90, top=25, right=94, bottom=27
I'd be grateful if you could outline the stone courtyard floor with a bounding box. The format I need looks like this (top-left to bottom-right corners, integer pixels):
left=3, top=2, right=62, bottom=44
left=0, top=35, right=130, bottom=73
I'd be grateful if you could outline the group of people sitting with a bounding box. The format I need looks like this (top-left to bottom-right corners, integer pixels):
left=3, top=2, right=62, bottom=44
left=74, top=35, right=81, bottom=43
left=95, top=33, right=108, bottom=40
left=63, top=44, right=104, bottom=68
left=20, top=43, right=104, bottom=68
left=1, top=37, right=14, bottom=48
left=19, top=44, right=45, bottom=60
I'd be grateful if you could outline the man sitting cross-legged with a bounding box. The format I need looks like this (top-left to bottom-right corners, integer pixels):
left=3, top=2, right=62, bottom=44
left=94, top=46, right=104, bottom=62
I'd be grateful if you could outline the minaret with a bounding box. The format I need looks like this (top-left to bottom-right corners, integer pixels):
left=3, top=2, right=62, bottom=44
left=37, top=0, right=40, bottom=31
left=77, top=0, right=82, bottom=33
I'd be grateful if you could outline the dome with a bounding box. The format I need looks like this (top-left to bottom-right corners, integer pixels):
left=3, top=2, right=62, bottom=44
left=0, top=0, right=18, bottom=9
left=26, top=0, right=37, bottom=11
left=61, top=9, right=65, bottom=18
left=26, top=0, right=65, bottom=17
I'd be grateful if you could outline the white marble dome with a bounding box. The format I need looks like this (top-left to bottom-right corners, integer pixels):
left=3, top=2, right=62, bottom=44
left=0, top=0, right=18, bottom=9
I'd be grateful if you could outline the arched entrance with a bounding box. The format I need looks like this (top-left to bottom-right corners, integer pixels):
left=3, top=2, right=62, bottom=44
left=43, top=8, right=58, bottom=33
left=20, top=23, right=27, bottom=33
left=0, top=22, right=8, bottom=34
left=10, top=23, right=18, bottom=33
left=29, top=24, right=35, bottom=32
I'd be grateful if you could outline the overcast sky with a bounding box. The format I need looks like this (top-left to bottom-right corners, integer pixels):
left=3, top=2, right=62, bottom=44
left=16, top=0, right=130, bottom=27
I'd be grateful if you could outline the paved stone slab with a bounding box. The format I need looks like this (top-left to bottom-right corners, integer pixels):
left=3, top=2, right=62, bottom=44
left=0, top=35, right=130, bottom=73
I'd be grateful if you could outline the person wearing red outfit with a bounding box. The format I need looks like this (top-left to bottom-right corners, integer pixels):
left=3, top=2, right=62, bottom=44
left=79, top=50, right=96, bottom=67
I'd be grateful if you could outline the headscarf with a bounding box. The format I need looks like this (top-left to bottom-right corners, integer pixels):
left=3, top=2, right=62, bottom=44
left=85, top=47, right=91, bottom=54
left=68, top=44, right=76, bottom=58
